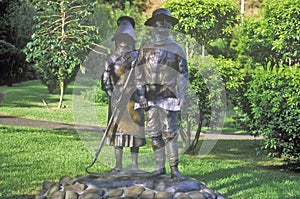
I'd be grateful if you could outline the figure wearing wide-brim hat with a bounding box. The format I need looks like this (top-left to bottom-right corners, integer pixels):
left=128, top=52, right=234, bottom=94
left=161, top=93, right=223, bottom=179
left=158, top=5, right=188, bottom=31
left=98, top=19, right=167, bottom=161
left=135, top=8, right=188, bottom=180
left=145, top=8, right=178, bottom=27
left=111, top=16, right=136, bottom=42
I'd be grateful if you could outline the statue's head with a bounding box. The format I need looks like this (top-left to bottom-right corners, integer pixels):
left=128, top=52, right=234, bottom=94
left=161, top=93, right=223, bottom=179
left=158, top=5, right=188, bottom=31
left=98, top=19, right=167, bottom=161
left=145, top=8, right=178, bottom=40
left=145, top=8, right=178, bottom=29
left=112, top=16, right=136, bottom=51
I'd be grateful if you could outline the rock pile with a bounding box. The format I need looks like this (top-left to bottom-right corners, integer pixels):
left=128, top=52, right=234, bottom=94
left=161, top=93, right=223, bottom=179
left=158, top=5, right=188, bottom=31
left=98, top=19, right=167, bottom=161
left=35, top=171, right=225, bottom=199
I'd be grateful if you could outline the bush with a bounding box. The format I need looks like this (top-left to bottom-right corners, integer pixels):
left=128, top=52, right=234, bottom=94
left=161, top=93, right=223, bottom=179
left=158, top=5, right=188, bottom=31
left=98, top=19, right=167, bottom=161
left=246, top=66, right=300, bottom=160
left=81, top=80, right=108, bottom=105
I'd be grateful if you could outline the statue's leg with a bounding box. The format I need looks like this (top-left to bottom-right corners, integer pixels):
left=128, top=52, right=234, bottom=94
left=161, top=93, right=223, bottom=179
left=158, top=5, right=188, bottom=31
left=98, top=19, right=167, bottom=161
left=130, top=147, right=139, bottom=171
left=150, top=135, right=166, bottom=176
left=113, top=146, right=123, bottom=172
left=147, top=107, right=166, bottom=176
left=162, top=110, right=184, bottom=180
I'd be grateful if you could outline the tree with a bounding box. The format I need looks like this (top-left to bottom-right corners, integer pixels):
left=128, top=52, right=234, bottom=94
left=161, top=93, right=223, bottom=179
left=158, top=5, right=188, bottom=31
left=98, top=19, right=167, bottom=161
left=165, top=0, right=239, bottom=153
left=24, top=0, right=99, bottom=108
left=233, top=0, right=300, bottom=68
left=246, top=66, right=300, bottom=162
left=262, top=0, right=300, bottom=67
left=0, top=0, right=35, bottom=86
left=165, top=0, right=239, bottom=56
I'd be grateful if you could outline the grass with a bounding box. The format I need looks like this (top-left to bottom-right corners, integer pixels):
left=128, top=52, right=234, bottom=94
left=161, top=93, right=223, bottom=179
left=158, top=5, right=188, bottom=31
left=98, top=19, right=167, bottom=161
left=0, top=80, right=108, bottom=126
left=0, top=126, right=110, bottom=198
left=0, top=125, right=299, bottom=199
left=181, top=140, right=300, bottom=198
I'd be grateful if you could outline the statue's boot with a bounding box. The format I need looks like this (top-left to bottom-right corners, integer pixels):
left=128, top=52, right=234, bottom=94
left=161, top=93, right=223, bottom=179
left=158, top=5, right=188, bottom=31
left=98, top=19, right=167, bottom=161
left=166, top=134, right=185, bottom=180
left=149, top=136, right=166, bottom=177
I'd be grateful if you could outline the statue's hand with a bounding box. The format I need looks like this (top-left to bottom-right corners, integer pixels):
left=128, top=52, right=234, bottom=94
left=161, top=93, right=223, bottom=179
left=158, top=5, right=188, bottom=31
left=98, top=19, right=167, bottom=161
left=139, top=96, right=148, bottom=110
left=106, top=89, right=113, bottom=97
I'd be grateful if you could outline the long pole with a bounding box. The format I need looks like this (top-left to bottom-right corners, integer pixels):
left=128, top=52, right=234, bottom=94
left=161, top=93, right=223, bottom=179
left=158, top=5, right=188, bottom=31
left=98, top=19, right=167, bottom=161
left=85, top=64, right=135, bottom=174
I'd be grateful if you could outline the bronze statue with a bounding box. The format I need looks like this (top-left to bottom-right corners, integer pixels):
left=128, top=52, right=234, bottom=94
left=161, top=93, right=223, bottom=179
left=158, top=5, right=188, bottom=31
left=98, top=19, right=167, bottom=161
left=101, top=16, right=145, bottom=173
left=135, top=8, right=188, bottom=180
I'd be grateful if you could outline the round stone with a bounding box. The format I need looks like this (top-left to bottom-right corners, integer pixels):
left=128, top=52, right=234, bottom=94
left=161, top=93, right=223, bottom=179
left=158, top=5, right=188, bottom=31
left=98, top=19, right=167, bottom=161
left=60, top=176, right=73, bottom=185
left=155, top=191, right=173, bottom=199
left=124, top=186, right=145, bottom=198
left=35, top=189, right=47, bottom=198
left=108, top=188, right=124, bottom=198
left=203, top=188, right=216, bottom=199
left=175, top=193, right=190, bottom=199
left=82, top=188, right=106, bottom=197
left=188, top=191, right=206, bottom=199
left=65, top=190, right=78, bottom=199
left=42, top=181, right=55, bottom=190
left=216, top=192, right=226, bottom=199
left=78, top=192, right=102, bottom=199
left=64, top=183, right=87, bottom=193
left=140, top=190, right=155, bottom=199
left=48, top=190, right=65, bottom=199
left=46, top=183, right=60, bottom=196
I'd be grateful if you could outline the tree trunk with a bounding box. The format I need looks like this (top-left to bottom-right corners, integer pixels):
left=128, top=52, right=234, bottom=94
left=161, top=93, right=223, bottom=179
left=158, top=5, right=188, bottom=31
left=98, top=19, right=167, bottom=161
left=184, top=106, right=203, bottom=154
left=201, top=44, right=205, bottom=56
left=58, top=80, right=64, bottom=108
left=241, top=0, right=245, bottom=24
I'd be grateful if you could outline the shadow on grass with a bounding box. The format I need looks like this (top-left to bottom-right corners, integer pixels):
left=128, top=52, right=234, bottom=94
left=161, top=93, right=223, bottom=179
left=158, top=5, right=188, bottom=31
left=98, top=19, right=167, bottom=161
left=186, top=140, right=300, bottom=198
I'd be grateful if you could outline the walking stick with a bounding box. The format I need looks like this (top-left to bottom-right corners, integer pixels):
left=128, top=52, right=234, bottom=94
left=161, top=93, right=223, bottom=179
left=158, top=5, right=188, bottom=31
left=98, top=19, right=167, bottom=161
left=85, top=64, right=136, bottom=174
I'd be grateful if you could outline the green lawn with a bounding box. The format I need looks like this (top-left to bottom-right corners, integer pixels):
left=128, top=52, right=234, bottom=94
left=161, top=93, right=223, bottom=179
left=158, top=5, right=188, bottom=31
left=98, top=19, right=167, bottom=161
left=0, top=80, right=108, bottom=126
left=0, top=126, right=110, bottom=198
left=0, top=125, right=299, bottom=199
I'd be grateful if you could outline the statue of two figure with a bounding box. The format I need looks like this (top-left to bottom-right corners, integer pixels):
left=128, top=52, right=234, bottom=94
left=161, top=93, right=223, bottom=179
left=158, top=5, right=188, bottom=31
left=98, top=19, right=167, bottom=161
left=101, top=8, right=188, bottom=181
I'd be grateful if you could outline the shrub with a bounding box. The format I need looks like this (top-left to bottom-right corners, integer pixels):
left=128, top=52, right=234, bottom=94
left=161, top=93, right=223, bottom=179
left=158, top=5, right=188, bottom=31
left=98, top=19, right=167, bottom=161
left=81, top=80, right=108, bottom=105
left=246, top=66, right=300, bottom=160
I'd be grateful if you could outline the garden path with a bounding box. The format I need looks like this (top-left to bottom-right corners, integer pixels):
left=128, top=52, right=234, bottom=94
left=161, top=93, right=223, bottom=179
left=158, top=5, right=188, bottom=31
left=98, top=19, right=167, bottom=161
left=0, top=114, right=262, bottom=140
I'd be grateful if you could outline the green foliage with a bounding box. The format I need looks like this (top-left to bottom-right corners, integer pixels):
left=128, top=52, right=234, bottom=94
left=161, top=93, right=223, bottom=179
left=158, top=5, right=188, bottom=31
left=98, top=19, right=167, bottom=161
left=100, top=0, right=148, bottom=12
left=0, top=40, right=23, bottom=86
left=92, top=3, right=115, bottom=41
left=246, top=66, right=300, bottom=160
left=262, top=0, right=300, bottom=66
left=111, top=0, right=148, bottom=29
left=23, top=0, right=100, bottom=105
left=229, top=0, right=300, bottom=162
left=215, top=56, right=244, bottom=91
left=232, top=0, right=300, bottom=67
left=164, top=0, right=238, bottom=152
left=81, top=81, right=109, bottom=105
left=0, top=0, right=35, bottom=86
left=165, top=0, right=239, bottom=48
left=184, top=55, right=226, bottom=153
left=232, top=18, right=276, bottom=67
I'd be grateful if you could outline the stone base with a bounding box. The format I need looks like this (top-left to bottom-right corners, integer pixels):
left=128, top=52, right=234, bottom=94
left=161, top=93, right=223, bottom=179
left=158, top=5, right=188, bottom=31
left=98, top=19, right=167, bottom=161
left=35, top=171, right=225, bottom=199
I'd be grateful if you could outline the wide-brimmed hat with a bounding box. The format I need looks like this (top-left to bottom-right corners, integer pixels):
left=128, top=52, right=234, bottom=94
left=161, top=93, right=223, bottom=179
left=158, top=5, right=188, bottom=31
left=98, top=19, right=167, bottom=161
left=112, top=16, right=136, bottom=41
left=145, top=8, right=178, bottom=26
left=117, top=16, right=135, bottom=28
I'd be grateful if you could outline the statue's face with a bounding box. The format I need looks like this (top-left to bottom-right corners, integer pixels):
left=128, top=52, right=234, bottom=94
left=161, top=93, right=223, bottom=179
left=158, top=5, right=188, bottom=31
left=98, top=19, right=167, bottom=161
left=153, top=18, right=173, bottom=29
left=115, top=34, right=134, bottom=51
left=152, top=18, right=172, bottom=38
